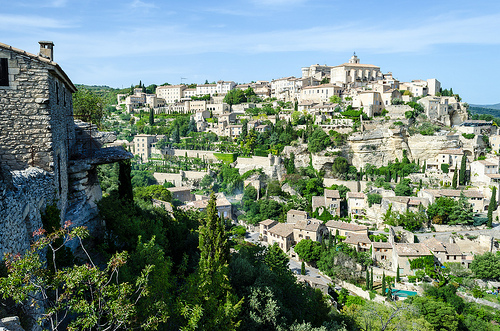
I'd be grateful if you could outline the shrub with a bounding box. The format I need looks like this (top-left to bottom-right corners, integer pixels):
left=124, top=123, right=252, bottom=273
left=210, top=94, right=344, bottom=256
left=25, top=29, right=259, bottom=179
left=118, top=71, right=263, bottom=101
left=462, top=133, right=475, bottom=139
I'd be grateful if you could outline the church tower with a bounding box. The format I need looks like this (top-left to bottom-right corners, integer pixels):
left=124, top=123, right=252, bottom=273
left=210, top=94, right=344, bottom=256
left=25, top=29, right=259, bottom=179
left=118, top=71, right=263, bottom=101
left=349, top=52, right=360, bottom=64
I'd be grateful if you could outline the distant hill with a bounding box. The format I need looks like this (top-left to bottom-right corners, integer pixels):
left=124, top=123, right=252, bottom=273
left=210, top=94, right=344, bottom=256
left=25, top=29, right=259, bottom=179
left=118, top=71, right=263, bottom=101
left=470, top=103, right=500, bottom=110
left=469, top=105, right=500, bottom=118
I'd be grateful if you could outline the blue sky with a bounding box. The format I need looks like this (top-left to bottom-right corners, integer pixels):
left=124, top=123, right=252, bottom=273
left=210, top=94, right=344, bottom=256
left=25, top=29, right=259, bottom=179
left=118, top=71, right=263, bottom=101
left=2, top=0, right=500, bottom=104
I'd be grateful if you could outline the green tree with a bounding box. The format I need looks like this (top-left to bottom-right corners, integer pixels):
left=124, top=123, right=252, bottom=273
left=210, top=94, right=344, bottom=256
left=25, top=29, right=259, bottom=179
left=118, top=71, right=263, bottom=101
left=73, top=88, right=105, bottom=127
left=195, top=192, right=242, bottom=329
left=308, top=128, right=331, bottom=153
left=470, top=252, right=500, bottom=280
left=367, top=193, right=382, bottom=207
left=459, top=154, right=467, bottom=186
left=294, top=239, right=322, bottom=262
left=448, top=192, right=474, bottom=225
left=149, top=107, right=154, bottom=125
left=452, top=165, right=458, bottom=189
left=487, top=186, right=497, bottom=227
left=365, top=268, right=370, bottom=289
left=0, top=226, right=166, bottom=330
left=301, top=261, right=306, bottom=275
left=381, top=272, right=386, bottom=295
left=118, top=159, right=133, bottom=203
left=394, top=178, right=412, bottom=196
left=396, top=265, right=400, bottom=282
left=370, top=267, right=374, bottom=290
left=332, top=157, right=349, bottom=179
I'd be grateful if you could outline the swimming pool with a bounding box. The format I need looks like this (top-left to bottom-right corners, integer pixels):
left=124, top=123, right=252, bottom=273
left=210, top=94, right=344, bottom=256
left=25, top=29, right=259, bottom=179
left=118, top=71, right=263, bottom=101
left=389, top=289, right=417, bottom=298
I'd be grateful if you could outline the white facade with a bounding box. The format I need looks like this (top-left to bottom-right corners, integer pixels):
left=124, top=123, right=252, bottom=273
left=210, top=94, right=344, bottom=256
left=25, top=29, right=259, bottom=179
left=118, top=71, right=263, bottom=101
left=156, top=85, right=187, bottom=104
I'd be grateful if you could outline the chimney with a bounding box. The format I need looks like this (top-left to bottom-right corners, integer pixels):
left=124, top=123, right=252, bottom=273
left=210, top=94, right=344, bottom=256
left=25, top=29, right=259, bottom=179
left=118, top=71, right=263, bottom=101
left=38, top=41, right=54, bottom=61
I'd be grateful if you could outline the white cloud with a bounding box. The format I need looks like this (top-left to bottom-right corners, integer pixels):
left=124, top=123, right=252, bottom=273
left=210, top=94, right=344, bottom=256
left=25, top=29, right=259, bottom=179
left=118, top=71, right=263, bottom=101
left=130, top=0, right=157, bottom=9
left=0, top=14, right=74, bottom=29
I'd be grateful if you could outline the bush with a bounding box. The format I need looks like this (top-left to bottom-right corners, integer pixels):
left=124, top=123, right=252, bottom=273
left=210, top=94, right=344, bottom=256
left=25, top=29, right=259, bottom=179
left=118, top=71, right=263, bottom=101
left=462, top=133, right=475, bottom=139
left=441, top=163, right=449, bottom=173
left=214, top=153, right=238, bottom=163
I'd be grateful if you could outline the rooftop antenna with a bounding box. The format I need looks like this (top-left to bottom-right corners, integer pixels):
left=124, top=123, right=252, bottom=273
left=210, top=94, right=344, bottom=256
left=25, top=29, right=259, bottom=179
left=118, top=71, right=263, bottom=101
left=181, top=77, right=187, bottom=84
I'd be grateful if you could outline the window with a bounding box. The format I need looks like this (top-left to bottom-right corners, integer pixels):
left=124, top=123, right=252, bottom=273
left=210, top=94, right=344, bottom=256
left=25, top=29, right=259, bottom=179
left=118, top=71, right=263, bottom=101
left=0, top=58, right=8, bottom=86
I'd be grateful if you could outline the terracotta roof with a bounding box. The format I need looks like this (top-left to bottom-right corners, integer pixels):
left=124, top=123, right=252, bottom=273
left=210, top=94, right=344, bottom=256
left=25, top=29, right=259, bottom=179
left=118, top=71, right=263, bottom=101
left=344, top=233, right=371, bottom=245
left=372, top=242, right=393, bottom=249
left=294, top=219, right=323, bottom=232
left=422, top=237, right=446, bottom=252
left=443, top=243, right=462, bottom=256
left=439, top=149, right=463, bottom=155
left=422, top=189, right=483, bottom=199
left=167, top=186, right=192, bottom=192
left=394, top=243, right=431, bottom=257
left=486, top=174, right=500, bottom=179
left=260, top=219, right=277, bottom=226
left=347, top=192, right=365, bottom=199
left=478, top=160, right=497, bottom=166
left=268, top=223, right=294, bottom=238
left=182, top=196, right=231, bottom=210
left=325, top=189, right=340, bottom=199
left=287, top=209, right=308, bottom=217
left=325, top=220, right=367, bottom=232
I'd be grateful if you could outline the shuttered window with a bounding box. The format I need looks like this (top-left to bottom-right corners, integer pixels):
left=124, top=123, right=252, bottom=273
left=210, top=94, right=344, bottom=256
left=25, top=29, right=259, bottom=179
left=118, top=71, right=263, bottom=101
left=0, top=58, right=8, bottom=86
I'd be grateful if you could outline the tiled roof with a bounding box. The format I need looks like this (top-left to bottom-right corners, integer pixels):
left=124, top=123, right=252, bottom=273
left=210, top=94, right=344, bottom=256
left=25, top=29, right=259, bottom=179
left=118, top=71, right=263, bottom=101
left=422, top=237, right=446, bottom=252
left=439, top=149, right=463, bottom=155
left=344, top=233, right=371, bottom=245
left=347, top=192, right=365, bottom=199
left=167, top=186, right=191, bottom=192
left=294, top=219, right=323, bottom=232
left=287, top=209, right=308, bottom=216
left=312, top=196, right=326, bottom=208
left=260, top=219, right=277, bottom=226
left=268, top=223, right=294, bottom=238
left=422, top=189, right=483, bottom=199
left=325, top=220, right=368, bottom=232
left=394, top=243, right=431, bottom=257
left=333, top=63, right=380, bottom=69
left=325, top=189, right=340, bottom=199
left=372, top=241, right=393, bottom=249
left=443, top=243, right=462, bottom=255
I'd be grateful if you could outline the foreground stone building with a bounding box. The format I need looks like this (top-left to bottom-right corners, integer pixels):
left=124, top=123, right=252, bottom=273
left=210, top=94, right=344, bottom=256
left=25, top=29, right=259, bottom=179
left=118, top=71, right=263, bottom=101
left=0, top=41, right=132, bottom=257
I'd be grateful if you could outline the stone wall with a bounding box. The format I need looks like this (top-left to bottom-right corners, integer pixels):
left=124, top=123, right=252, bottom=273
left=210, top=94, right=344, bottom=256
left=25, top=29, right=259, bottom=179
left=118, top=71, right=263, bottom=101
left=0, top=167, right=55, bottom=258
left=0, top=45, right=75, bottom=218
left=169, top=149, right=218, bottom=161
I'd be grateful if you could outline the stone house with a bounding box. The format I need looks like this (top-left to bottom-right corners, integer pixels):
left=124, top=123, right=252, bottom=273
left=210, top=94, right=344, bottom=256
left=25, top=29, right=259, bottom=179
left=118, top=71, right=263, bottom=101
left=259, top=219, right=277, bottom=241
left=311, top=189, right=341, bottom=216
left=392, top=243, right=433, bottom=275
left=346, top=192, right=366, bottom=215
left=426, top=149, right=464, bottom=173
left=422, top=237, right=463, bottom=265
left=418, top=189, right=485, bottom=213
left=181, top=194, right=232, bottom=219
left=133, top=134, right=166, bottom=162
left=381, top=196, right=429, bottom=213
left=343, top=232, right=371, bottom=252
left=470, top=158, right=500, bottom=187
left=167, top=186, right=195, bottom=203
left=287, top=209, right=308, bottom=224
left=324, top=220, right=368, bottom=237
left=372, top=241, right=393, bottom=269
left=0, top=41, right=132, bottom=257
left=293, top=218, right=326, bottom=244
left=267, top=223, right=295, bottom=252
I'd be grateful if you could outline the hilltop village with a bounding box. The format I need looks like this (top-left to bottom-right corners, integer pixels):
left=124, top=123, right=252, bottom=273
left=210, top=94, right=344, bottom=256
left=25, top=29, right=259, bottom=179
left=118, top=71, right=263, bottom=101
left=112, top=53, right=500, bottom=297
left=2, top=41, right=500, bottom=330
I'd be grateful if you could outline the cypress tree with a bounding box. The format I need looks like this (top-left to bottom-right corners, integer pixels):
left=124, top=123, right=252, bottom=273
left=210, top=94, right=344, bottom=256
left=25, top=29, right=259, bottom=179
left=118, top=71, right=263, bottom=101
left=328, top=232, right=333, bottom=250
left=370, top=268, right=374, bottom=290
left=422, top=160, right=426, bottom=173
left=452, top=164, right=458, bottom=189
left=382, top=272, right=386, bottom=295
left=365, top=268, right=370, bottom=289
left=396, top=265, right=400, bottom=283
left=301, top=261, right=306, bottom=275
left=197, top=192, right=241, bottom=329
left=118, top=160, right=133, bottom=203
left=321, top=238, right=326, bottom=252
left=149, top=108, right=154, bottom=125
left=487, top=186, right=497, bottom=227
left=334, top=229, right=339, bottom=246
left=459, top=154, right=467, bottom=186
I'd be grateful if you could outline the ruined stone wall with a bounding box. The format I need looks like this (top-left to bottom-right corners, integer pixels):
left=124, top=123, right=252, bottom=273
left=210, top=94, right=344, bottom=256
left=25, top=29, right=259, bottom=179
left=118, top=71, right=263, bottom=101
left=0, top=167, right=55, bottom=258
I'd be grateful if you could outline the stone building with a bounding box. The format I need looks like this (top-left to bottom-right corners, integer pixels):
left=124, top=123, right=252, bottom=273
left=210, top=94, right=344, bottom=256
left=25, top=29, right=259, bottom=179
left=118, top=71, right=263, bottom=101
left=330, top=53, right=382, bottom=85
left=0, top=41, right=132, bottom=257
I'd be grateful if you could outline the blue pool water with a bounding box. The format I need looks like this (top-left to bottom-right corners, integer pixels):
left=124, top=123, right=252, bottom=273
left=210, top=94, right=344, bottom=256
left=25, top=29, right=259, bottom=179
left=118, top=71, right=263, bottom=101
left=387, top=289, right=417, bottom=297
